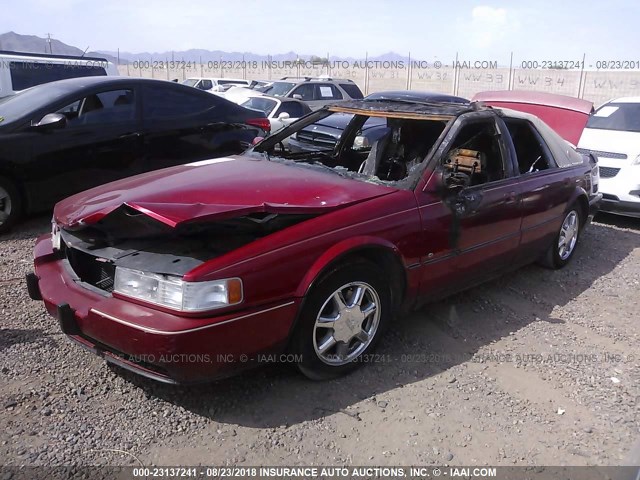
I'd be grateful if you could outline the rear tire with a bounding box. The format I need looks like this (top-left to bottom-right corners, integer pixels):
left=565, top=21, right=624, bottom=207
left=292, top=261, right=392, bottom=380
left=0, top=176, right=22, bottom=234
left=539, top=206, right=582, bottom=269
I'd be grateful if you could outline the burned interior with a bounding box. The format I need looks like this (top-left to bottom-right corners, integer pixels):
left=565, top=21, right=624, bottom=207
left=252, top=101, right=465, bottom=187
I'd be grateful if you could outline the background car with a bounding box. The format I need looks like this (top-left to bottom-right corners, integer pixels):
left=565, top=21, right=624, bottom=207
left=578, top=97, right=640, bottom=218
left=0, top=76, right=269, bottom=232
left=258, top=76, right=364, bottom=110
left=182, top=77, right=249, bottom=93
left=240, top=95, right=311, bottom=134
left=288, top=91, right=469, bottom=153
left=0, top=50, right=119, bottom=98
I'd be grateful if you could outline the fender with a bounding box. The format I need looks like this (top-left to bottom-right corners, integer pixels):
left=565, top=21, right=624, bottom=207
left=567, top=185, right=589, bottom=221
left=294, top=235, right=404, bottom=298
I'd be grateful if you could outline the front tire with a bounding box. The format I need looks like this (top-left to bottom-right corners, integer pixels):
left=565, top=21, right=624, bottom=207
left=540, top=206, right=582, bottom=269
left=292, top=261, right=392, bottom=380
left=0, top=176, right=22, bottom=234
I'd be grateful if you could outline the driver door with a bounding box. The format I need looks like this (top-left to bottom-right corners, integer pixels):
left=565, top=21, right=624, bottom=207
left=23, top=86, right=143, bottom=210
left=416, top=113, right=523, bottom=299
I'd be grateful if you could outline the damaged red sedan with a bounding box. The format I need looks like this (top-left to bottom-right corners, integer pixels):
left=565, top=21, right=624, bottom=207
left=28, top=98, right=602, bottom=384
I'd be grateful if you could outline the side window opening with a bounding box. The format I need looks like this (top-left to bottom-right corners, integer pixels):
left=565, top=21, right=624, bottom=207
left=505, top=120, right=554, bottom=174
left=54, top=89, right=135, bottom=126
left=291, top=84, right=314, bottom=101
left=143, top=86, right=218, bottom=119
left=339, top=83, right=364, bottom=99
left=443, top=120, right=506, bottom=187
left=275, top=102, right=304, bottom=118
left=315, top=84, right=342, bottom=100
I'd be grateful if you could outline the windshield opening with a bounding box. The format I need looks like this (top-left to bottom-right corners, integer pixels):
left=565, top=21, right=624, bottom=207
left=250, top=109, right=451, bottom=189
left=586, top=102, right=640, bottom=132
left=182, top=79, right=199, bottom=87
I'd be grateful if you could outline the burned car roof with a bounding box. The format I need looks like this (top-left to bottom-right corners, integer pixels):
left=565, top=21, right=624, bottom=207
left=327, top=99, right=475, bottom=119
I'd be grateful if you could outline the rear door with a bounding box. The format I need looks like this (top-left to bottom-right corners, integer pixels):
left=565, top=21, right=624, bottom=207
left=501, top=117, right=576, bottom=263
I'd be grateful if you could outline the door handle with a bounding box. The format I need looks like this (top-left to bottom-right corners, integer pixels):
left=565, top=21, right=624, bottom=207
left=504, top=191, right=517, bottom=204
left=119, top=132, right=142, bottom=140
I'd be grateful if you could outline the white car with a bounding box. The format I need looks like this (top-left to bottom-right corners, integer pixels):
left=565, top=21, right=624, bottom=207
left=578, top=97, right=640, bottom=218
left=241, top=95, right=311, bottom=134
left=0, top=50, right=118, bottom=98
left=220, top=85, right=263, bottom=105
left=182, top=77, right=249, bottom=93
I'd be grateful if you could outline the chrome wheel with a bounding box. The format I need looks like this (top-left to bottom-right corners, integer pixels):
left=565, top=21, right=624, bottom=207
left=558, top=210, right=579, bottom=261
left=0, top=186, right=12, bottom=225
left=313, top=281, right=381, bottom=366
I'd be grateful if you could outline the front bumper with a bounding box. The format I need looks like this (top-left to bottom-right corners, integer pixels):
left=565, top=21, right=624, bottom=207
left=597, top=164, right=640, bottom=217
left=599, top=196, right=640, bottom=218
left=29, top=236, right=300, bottom=384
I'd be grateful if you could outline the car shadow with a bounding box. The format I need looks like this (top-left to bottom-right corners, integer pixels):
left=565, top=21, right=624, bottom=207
left=0, top=328, right=56, bottom=352
left=594, top=212, right=640, bottom=231
left=114, top=221, right=639, bottom=428
left=0, top=213, right=51, bottom=243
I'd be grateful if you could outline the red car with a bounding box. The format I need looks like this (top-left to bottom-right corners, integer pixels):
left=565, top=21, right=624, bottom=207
left=27, top=98, right=602, bottom=384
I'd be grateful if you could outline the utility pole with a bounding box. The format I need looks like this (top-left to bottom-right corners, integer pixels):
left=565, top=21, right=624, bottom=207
left=45, top=33, right=53, bottom=53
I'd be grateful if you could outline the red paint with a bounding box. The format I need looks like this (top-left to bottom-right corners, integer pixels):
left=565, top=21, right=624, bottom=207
left=472, top=90, right=594, bottom=145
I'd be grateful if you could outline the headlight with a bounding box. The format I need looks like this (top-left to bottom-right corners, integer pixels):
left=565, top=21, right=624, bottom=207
left=114, top=267, right=243, bottom=312
left=51, top=222, right=61, bottom=250
left=632, top=154, right=640, bottom=166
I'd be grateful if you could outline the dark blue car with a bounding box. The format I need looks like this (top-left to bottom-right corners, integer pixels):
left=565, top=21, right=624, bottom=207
left=288, top=91, right=469, bottom=153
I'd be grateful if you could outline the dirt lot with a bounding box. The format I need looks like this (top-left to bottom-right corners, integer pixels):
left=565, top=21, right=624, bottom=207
left=0, top=214, right=638, bottom=467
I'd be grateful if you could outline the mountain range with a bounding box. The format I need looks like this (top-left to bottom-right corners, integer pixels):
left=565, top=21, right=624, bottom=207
left=0, top=31, right=412, bottom=65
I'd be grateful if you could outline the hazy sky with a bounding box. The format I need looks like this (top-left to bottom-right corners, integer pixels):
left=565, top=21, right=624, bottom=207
left=2, top=0, right=639, bottom=63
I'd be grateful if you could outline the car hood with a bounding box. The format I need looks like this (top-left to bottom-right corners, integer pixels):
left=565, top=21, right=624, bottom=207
left=54, top=156, right=398, bottom=228
left=578, top=128, right=640, bottom=162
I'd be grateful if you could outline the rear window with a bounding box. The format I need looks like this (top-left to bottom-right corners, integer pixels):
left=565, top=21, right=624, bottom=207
left=218, top=80, right=248, bottom=85
left=586, top=103, right=640, bottom=132
left=242, top=97, right=278, bottom=116
left=339, top=83, right=364, bottom=99
left=9, top=61, right=106, bottom=91
left=143, top=85, right=219, bottom=119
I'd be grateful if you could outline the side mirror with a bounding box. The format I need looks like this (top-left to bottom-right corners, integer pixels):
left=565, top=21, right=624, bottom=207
left=32, top=113, right=67, bottom=131
left=292, top=94, right=303, bottom=100
left=277, top=112, right=290, bottom=120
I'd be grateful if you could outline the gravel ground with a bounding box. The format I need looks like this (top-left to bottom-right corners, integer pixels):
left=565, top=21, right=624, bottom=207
left=1, top=213, right=639, bottom=467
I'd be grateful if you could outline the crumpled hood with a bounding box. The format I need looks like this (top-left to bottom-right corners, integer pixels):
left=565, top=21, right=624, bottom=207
left=54, top=156, right=397, bottom=228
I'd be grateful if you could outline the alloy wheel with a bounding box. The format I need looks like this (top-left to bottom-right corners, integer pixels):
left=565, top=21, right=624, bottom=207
left=313, top=281, right=381, bottom=366
left=558, top=210, right=579, bottom=261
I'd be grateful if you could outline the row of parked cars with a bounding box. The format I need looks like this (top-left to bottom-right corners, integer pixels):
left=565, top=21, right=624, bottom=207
left=0, top=50, right=635, bottom=385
